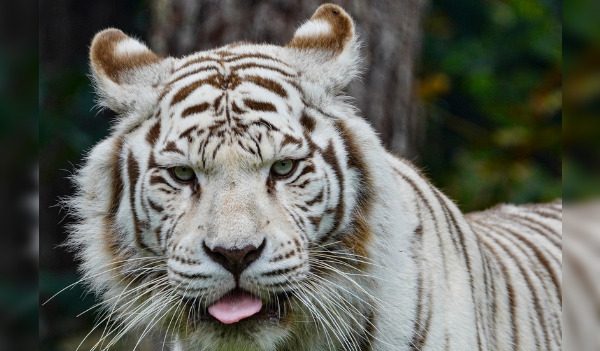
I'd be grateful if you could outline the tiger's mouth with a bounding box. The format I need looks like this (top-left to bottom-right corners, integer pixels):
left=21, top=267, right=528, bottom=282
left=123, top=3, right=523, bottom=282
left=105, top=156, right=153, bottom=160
left=185, top=288, right=292, bottom=325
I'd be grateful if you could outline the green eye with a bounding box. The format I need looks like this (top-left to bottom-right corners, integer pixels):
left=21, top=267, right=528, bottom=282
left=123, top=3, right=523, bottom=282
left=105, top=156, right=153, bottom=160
left=271, top=159, right=296, bottom=177
left=169, top=166, right=195, bottom=182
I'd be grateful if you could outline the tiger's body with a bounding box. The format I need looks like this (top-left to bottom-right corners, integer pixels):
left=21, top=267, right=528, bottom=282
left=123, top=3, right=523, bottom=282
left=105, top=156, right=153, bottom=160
left=69, top=4, right=562, bottom=351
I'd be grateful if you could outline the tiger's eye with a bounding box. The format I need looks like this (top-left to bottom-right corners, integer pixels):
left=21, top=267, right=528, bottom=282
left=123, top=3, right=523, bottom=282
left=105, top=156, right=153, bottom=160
left=271, top=159, right=296, bottom=177
left=170, top=166, right=195, bottom=182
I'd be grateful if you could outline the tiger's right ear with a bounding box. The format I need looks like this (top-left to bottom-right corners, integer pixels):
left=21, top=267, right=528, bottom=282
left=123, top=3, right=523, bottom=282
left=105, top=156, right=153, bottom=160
left=285, top=4, right=361, bottom=95
left=89, top=28, right=174, bottom=113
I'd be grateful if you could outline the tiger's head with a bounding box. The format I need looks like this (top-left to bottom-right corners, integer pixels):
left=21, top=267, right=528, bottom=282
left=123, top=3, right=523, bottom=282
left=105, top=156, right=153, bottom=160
left=72, top=4, right=380, bottom=350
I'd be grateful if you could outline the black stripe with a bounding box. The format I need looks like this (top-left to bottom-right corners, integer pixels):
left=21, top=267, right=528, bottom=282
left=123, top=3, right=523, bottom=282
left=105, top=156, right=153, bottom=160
left=305, top=190, right=324, bottom=207
left=162, top=141, right=185, bottom=155
left=223, top=53, right=286, bottom=64
left=261, top=264, right=304, bottom=277
left=408, top=198, right=426, bottom=350
left=176, top=56, right=220, bottom=71
left=432, top=189, right=462, bottom=256
left=171, top=269, right=211, bottom=280
left=481, top=246, right=499, bottom=349
left=434, top=189, right=484, bottom=350
left=127, top=151, right=155, bottom=254
left=512, top=212, right=562, bottom=244
left=171, top=75, right=220, bottom=106
left=168, top=65, right=220, bottom=85
left=148, top=198, right=164, bottom=212
left=230, top=62, right=295, bottom=77
left=244, top=75, right=288, bottom=98
left=490, top=218, right=562, bottom=303
left=498, top=211, right=561, bottom=248
left=480, top=237, right=519, bottom=350
left=145, top=121, right=161, bottom=145
left=319, top=142, right=344, bottom=241
left=395, top=170, right=450, bottom=286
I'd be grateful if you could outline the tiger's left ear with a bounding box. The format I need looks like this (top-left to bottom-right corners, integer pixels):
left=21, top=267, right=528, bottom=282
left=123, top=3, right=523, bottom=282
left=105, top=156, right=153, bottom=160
left=89, top=28, right=174, bottom=114
left=286, top=4, right=360, bottom=94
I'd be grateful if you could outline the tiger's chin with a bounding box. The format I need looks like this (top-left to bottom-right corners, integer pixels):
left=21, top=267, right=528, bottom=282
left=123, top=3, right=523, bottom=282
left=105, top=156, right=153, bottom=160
left=176, top=290, right=295, bottom=351
left=178, top=318, right=292, bottom=351
left=179, top=331, right=288, bottom=351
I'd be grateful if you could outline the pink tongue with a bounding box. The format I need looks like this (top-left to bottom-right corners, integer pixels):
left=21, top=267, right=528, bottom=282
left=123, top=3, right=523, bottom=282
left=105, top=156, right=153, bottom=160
left=208, top=291, right=263, bottom=324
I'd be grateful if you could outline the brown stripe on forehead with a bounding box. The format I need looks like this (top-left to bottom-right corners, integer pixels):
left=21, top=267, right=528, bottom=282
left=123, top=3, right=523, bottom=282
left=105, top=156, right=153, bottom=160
left=244, top=75, right=288, bottom=98
left=176, top=56, right=219, bottom=72
left=281, top=134, right=303, bottom=147
left=243, top=99, right=277, bottom=112
left=283, top=79, right=303, bottom=97
left=170, top=75, right=220, bottom=106
left=229, top=101, right=244, bottom=114
left=299, top=111, right=320, bottom=155
left=181, top=103, right=210, bottom=118
left=168, top=65, right=220, bottom=86
left=300, top=113, right=316, bottom=133
left=162, top=141, right=185, bottom=155
left=145, top=121, right=161, bottom=145
left=248, top=118, right=280, bottom=132
left=223, top=53, right=286, bottom=64
left=231, top=63, right=295, bottom=77
left=215, top=50, right=237, bottom=57
left=179, top=126, right=198, bottom=140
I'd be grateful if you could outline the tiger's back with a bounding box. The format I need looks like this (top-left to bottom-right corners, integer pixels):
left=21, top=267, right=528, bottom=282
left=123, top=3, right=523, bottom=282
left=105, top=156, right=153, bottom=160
left=376, top=156, right=562, bottom=351
left=467, top=201, right=562, bottom=350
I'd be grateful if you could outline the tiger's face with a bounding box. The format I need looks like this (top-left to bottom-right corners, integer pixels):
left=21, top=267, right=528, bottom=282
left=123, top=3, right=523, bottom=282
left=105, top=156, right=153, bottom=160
left=75, top=4, right=374, bottom=350
left=144, top=52, right=340, bottom=322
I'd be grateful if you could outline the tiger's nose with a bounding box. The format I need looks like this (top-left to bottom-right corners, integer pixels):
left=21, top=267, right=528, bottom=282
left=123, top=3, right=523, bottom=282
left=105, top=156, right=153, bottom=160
left=203, top=239, right=266, bottom=277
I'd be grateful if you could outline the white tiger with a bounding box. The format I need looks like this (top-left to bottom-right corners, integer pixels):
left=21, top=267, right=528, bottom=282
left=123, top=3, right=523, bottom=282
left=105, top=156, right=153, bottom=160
left=68, top=4, right=562, bottom=350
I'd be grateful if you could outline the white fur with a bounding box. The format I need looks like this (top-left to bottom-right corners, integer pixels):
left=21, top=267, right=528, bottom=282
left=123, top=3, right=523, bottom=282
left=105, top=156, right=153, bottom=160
left=114, top=37, right=151, bottom=56
left=293, top=19, right=332, bottom=38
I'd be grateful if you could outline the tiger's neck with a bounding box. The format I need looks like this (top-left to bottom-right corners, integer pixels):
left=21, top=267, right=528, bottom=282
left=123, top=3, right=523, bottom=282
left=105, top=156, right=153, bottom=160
left=362, top=150, right=490, bottom=350
left=326, top=113, right=487, bottom=349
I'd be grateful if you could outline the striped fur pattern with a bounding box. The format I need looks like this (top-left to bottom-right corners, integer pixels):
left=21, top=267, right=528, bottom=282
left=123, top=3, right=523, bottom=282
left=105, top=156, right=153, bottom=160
left=69, top=4, right=562, bottom=351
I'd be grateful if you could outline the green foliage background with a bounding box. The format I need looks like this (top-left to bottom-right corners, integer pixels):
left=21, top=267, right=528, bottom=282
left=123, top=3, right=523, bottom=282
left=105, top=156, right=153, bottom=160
left=418, top=0, right=561, bottom=211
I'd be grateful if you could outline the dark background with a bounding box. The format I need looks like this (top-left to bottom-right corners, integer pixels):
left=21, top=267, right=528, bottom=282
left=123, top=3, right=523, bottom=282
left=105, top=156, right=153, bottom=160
left=37, top=0, right=568, bottom=350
